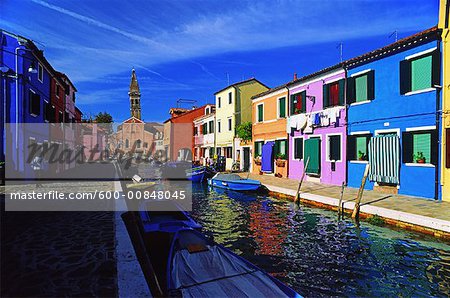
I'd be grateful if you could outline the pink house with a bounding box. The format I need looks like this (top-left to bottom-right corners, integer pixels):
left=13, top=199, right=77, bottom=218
left=82, top=123, right=107, bottom=162
left=287, top=66, right=346, bottom=186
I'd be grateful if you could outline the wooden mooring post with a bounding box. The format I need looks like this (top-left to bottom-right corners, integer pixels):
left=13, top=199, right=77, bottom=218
left=294, top=157, right=310, bottom=204
left=352, top=164, right=370, bottom=220
left=337, top=181, right=345, bottom=219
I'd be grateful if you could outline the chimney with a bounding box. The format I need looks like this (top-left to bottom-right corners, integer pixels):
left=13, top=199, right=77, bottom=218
left=293, top=73, right=297, bottom=80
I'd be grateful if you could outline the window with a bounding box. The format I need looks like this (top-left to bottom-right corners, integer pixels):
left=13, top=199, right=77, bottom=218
left=194, top=127, right=198, bottom=136
left=347, top=71, right=375, bottom=103
left=56, top=84, right=60, bottom=97
left=144, top=142, right=148, bottom=148
left=225, top=147, right=232, bottom=158
left=44, top=102, right=52, bottom=122
left=38, top=63, right=43, bottom=82
left=218, top=97, right=221, bottom=108
left=347, top=134, right=371, bottom=161
left=294, top=138, right=303, bottom=160
left=205, top=107, right=210, bottom=114
left=254, top=141, right=263, bottom=157
left=278, top=97, right=286, bottom=118
left=328, top=135, right=341, bottom=161
left=228, top=92, right=232, bottom=104
left=323, top=79, right=344, bottom=108
left=29, top=90, right=40, bottom=116
left=59, top=111, right=63, bottom=123
left=216, top=147, right=221, bottom=156
left=274, top=139, right=287, bottom=158
left=400, top=50, right=439, bottom=94
left=257, top=104, right=264, bottom=122
left=209, top=120, right=214, bottom=133
left=125, top=139, right=129, bottom=148
left=202, top=123, right=208, bottom=134
left=290, top=91, right=306, bottom=115
left=73, top=92, right=76, bottom=103
left=402, top=130, right=437, bottom=165
left=217, top=120, right=221, bottom=133
left=136, top=140, right=141, bottom=149
left=228, top=118, right=232, bottom=131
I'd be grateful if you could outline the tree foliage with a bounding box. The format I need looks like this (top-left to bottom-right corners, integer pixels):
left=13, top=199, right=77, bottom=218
left=236, top=121, right=252, bottom=141
left=95, top=112, right=113, bottom=123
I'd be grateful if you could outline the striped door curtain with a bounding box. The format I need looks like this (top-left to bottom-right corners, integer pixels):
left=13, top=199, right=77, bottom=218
left=368, top=135, right=400, bottom=184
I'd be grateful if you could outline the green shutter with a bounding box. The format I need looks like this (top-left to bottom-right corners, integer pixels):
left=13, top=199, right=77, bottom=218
left=290, top=95, right=295, bottom=115
left=347, top=77, right=356, bottom=104
left=367, top=70, right=375, bottom=100
left=279, top=97, right=286, bottom=118
left=301, top=91, right=307, bottom=112
left=411, top=55, right=432, bottom=91
left=258, top=105, right=263, bottom=122
left=355, top=75, right=368, bottom=102
left=323, top=84, right=329, bottom=108
left=431, top=130, right=438, bottom=165
left=400, top=59, right=412, bottom=95
left=413, top=132, right=431, bottom=163
left=338, top=79, right=345, bottom=105
left=305, top=138, right=320, bottom=174
left=295, top=138, right=303, bottom=159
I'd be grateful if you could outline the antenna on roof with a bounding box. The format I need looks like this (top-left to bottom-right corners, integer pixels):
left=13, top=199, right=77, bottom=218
left=225, top=72, right=230, bottom=85
left=336, top=42, right=343, bottom=63
left=176, top=98, right=197, bottom=108
left=389, top=30, right=398, bottom=42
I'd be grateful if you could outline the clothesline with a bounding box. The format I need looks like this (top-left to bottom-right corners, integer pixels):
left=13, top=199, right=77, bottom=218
left=286, top=106, right=343, bottom=133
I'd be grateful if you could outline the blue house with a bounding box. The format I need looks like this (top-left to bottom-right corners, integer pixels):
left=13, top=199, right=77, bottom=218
left=346, top=27, right=442, bottom=200
left=1, top=30, right=53, bottom=179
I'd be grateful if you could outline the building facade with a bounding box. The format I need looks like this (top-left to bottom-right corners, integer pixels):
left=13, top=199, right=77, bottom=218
left=193, top=104, right=215, bottom=164
left=287, top=67, right=347, bottom=186
left=346, top=27, right=442, bottom=199
left=440, top=0, right=450, bottom=201
left=252, top=85, right=289, bottom=177
left=214, top=78, right=269, bottom=170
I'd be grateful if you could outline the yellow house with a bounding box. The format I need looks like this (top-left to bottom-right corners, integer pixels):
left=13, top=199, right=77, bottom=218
left=214, top=78, right=269, bottom=170
left=440, top=0, right=450, bottom=201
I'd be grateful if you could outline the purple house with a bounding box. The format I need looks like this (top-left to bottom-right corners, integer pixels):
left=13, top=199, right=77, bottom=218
left=287, top=66, right=346, bottom=186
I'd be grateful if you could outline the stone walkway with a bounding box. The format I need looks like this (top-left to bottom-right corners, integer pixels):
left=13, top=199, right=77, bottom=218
left=239, top=173, right=450, bottom=235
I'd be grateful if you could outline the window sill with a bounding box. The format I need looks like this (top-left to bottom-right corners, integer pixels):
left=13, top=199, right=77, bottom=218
left=350, top=100, right=371, bottom=106
left=30, top=113, right=38, bottom=117
left=404, top=88, right=435, bottom=96
left=326, top=159, right=342, bottom=163
left=349, top=160, right=368, bottom=164
left=405, top=163, right=435, bottom=168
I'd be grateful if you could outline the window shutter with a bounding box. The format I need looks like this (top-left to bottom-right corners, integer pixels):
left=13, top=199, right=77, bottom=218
left=323, top=84, right=329, bottom=108
left=347, top=135, right=356, bottom=160
left=290, top=95, right=295, bottom=115
left=338, top=79, right=345, bottom=106
left=367, top=70, right=375, bottom=101
left=432, top=49, right=440, bottom=87
left=347, top=77, right=356, bottom=104
left=431, top=130, right=438, bottom=165
left=301, top=91, right=307, bottom=112
left=402, top=131, right=413, bottom=163
left=400, top=60, right=412, bottom=95
left=279, top=98, right=286, bottom=118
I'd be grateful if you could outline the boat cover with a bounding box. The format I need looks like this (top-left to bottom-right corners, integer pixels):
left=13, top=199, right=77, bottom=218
left=261, top=141, right=274, bottom=173
left=213, top=174, right=260, bottom=185
left=171, top=245, right=288, bottom=297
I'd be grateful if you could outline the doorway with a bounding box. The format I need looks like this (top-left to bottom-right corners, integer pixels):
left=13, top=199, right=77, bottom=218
left=243, top=147, right=250, bottom=171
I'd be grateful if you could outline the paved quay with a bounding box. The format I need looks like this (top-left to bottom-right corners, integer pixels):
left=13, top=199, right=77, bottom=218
left=238, top=173, right=450, bottom=238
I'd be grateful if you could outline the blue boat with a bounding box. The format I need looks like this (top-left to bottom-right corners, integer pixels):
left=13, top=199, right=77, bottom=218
left=167, top=228, right=302, bottom=297
left=138, top=200, right=201, bottom=233
left=208, top=173, right=261, bottom=191
left=185, top=166, right=206, bottom=183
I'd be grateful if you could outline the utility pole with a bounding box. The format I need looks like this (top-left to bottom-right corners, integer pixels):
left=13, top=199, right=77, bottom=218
left=336, top=42, right=343, bottom=63
left=389, top=30, right=398, bottom=42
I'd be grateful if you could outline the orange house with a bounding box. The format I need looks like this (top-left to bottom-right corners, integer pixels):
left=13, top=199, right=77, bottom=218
left=252, top=85, right=289, bottom=177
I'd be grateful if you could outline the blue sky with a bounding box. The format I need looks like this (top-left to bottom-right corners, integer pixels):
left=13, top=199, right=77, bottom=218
left=1, top=0, right=439, bottom=122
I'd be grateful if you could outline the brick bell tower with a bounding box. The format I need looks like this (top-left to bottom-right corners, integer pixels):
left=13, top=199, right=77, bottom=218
left=129, top=68, right=141, bottom=119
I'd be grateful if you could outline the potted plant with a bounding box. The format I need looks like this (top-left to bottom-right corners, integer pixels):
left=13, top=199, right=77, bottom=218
left=254, top=155, right=262, bottom=165
left=275, top=153, right=287, bottom=167
left=413, top=152, right=426, bottom=163
left=357, top=150, right=367, bottom=161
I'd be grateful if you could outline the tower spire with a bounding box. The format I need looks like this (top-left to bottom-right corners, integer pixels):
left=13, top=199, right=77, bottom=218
left=129, top=68, right=141, bottom=119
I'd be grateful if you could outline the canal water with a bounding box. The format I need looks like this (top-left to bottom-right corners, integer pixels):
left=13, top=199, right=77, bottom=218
left=189, top=184, right=450, bottom=297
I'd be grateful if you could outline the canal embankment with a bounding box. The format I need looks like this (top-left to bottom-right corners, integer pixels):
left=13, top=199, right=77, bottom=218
left=238, top=173, right=450, bottom=240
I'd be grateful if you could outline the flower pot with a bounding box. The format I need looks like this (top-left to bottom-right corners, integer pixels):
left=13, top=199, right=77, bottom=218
left=417, top=159, right=425, bottom=164
left=254, top=159, right=261, bottom=165
left=276, top=159, right=286, bottom=167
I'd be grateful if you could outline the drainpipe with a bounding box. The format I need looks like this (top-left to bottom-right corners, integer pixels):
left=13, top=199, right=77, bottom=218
left=285, top=85, right=290, bottom=178
left=343, top=64, right=349, bottom=186
left=435, top=39, right=442, bottom=200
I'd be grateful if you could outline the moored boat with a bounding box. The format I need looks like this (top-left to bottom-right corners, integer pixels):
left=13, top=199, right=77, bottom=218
left=166, top=228, right=302, bottom=297
left=208, top=173, right=261, bottom=191
left=185, top=166, right=206, bottom=183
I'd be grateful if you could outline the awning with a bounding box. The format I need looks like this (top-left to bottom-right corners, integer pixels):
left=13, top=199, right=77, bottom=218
left=368, top=135, right=400, bottom=184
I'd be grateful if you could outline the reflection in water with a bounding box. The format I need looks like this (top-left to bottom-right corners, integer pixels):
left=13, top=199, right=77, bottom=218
left=191, top=184, right=450, bottom=297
